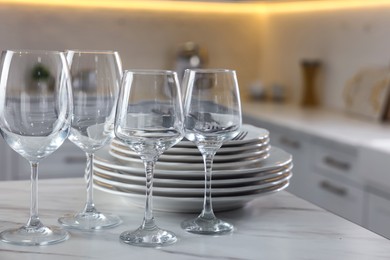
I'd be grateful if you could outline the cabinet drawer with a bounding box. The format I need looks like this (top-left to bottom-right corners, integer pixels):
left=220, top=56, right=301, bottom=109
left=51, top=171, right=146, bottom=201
left=311, top=173, right=364, bottom=225
left=367, top=192, right=390, bottom=239
left=270, top=130, right=307, bottom=154
left=360, top=147, right=390, bottom=191
left=311, top=140, right=359, bottom=184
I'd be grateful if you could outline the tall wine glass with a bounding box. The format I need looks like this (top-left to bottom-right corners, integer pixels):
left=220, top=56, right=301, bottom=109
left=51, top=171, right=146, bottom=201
left=0, top=50, right=72, bottom=245
left=115, top=70, right=184, bottom=247
left=58, top=50, right=122, bottom=230
left=181, top=69, right=242, bottom=234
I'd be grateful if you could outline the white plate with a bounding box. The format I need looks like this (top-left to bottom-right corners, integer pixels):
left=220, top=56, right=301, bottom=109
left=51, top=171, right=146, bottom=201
left=167, top=141, right=270, bottom=155
left=94, top=181, right=289, bottom=213
left=108, top=149, right=269, bottom=171
left=110, top=124, right=269, bottom=154
left=110, top=143, right=271, bottom=163
left=94, top=146, right=292, bottom=179
left=93, top=163, right=293, bottom=188
left=111, top=138, right=270, bottom=156
left=93, top=171, right=291, bottom=197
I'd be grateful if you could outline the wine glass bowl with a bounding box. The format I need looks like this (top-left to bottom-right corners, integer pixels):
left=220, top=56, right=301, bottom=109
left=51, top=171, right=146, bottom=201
left=0, top=50, right=72, bottom=245
left=115, top=70, right=184, bottom=247
left=58, top=50, right=122, bottom=230
left=181, top=69, right=242, bottom=235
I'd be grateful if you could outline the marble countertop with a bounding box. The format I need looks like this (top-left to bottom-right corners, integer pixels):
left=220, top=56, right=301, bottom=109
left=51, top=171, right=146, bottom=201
left=242, top=102, right=390, bottom=152
left=0, top=178, right=389, bottom=259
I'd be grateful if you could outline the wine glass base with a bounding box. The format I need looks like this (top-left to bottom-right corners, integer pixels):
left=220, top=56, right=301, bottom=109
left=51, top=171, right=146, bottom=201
left=120, top=226, right=177, bottom=247
left=58, top=212, right=122, bottom=230
left=181, top=216, right=234, bottom=235
left=0, top=225, right=69, bottom=246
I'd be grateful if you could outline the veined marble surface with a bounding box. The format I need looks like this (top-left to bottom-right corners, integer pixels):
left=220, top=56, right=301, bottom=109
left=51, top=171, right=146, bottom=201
left=0, top=178, right=389, bottom=259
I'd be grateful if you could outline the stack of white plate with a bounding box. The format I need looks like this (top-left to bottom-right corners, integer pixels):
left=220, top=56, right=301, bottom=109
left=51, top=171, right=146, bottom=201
left=93, top=124, right=293, bottom=213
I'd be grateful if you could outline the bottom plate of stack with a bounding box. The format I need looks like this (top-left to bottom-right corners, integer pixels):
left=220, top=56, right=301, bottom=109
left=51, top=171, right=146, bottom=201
left=94, top=182, right=289, bottom=213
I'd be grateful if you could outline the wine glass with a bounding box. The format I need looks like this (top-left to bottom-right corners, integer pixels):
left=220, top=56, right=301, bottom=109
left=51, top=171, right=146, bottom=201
left=58, top=50, right=122, bottom=230
left=0, top=50, right=72, bottom=245
left=181, top=69, right=242, bottom=234
left=115, top=70, right=184, bottom=247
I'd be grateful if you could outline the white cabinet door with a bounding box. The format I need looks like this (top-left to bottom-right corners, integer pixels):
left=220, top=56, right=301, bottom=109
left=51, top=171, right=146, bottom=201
left=308, top=138, right=364, bottom=225
left=360, top=147, right=390, bottom=191
left=311, top=172, right=365, bottom=225
left=367, top=192, right=390, bottom=239
left=243, top=115, right=314, bottom=201
left=269, top=129, right=314, bottom=201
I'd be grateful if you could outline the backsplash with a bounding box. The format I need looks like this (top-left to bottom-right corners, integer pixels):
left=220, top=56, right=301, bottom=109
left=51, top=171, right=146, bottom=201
left=260, top=4, right=390, bottom=111
left=0, top=4, right=261, bottom=99
left=2, top=2, right=390, bottom=112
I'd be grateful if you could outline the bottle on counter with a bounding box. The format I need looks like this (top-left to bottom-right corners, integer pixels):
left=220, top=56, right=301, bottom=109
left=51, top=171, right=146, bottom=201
left=301, top=59, right=322, bottom=107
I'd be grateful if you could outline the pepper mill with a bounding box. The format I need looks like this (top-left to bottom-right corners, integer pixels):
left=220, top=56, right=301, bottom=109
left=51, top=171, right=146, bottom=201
left=301, top=60, right=321, bottom=107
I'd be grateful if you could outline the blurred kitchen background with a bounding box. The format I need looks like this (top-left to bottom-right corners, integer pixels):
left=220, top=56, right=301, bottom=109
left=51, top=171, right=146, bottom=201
left=2, top=0, right=390, bottom=108
left=2, top=0, right=390, bottom=239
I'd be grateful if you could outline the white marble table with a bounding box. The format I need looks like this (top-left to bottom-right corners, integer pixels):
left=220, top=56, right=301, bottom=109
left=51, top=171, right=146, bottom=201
left=0, top=178, right=389, bottom=259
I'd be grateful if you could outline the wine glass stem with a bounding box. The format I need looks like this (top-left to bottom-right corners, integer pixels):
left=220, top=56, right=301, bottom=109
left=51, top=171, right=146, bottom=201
left=201, top=152, right=216, bottom=220
left=84, top=153, right=96, bottom=213
left=27, top=162, right=42, bottom=228
left=142, top=160, right=156, bottom=229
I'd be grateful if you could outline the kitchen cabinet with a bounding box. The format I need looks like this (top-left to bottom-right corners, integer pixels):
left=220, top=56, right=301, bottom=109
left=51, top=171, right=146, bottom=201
left=242, top=101, right=390, bottom=238
left=244, top=113, right=367, bottom=224
left=309, top=139, right=365, bottom=225
left=0, top=139, right=85, bottom=180
left=244, top=115, right=315, bottom=200
left=310, top=172, right=365, bottom=224
left=243, top=114, right=365, bottom=225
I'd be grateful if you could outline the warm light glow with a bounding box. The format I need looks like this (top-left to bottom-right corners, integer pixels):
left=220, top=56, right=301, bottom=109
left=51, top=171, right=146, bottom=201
left=0, top=0, right=390, bottom=14
left=262, top=0, right=390, bottom=14
left=0, top=0, right=262, bottom=14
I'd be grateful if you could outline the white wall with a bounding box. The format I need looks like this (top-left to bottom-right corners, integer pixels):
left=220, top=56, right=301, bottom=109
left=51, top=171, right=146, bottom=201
left=0, top=4, right=262, bottom=98
left=260, top=6, right=390, bottom=110
left=3, top=3, right=390, bottom=111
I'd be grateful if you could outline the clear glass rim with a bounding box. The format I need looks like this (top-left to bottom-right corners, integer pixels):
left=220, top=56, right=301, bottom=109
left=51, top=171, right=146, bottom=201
left=123, top=69, right=177, bottom=76
left=3, top=49, right=64, bottom=55
left=65, top=49, right=118, bottom=55
left=185, top=68, right=236, bottom=74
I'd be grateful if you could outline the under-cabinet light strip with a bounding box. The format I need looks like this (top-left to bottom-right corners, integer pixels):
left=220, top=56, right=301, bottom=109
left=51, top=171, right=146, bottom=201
left=0, top=0, right=390, bottom=14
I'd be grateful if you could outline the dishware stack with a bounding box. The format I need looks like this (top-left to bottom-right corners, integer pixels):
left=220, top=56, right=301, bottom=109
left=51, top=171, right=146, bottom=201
left=93, top=124, right=293, bottom=213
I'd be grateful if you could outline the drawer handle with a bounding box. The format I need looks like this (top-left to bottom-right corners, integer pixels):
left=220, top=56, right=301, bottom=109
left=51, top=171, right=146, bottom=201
left=64, top=156, right=86, bottom=164
left=320, top=180, right=348, bottom=197
left=279, top=137, right=301, bottom=149
left=323, top=156, right=351, bottom=171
